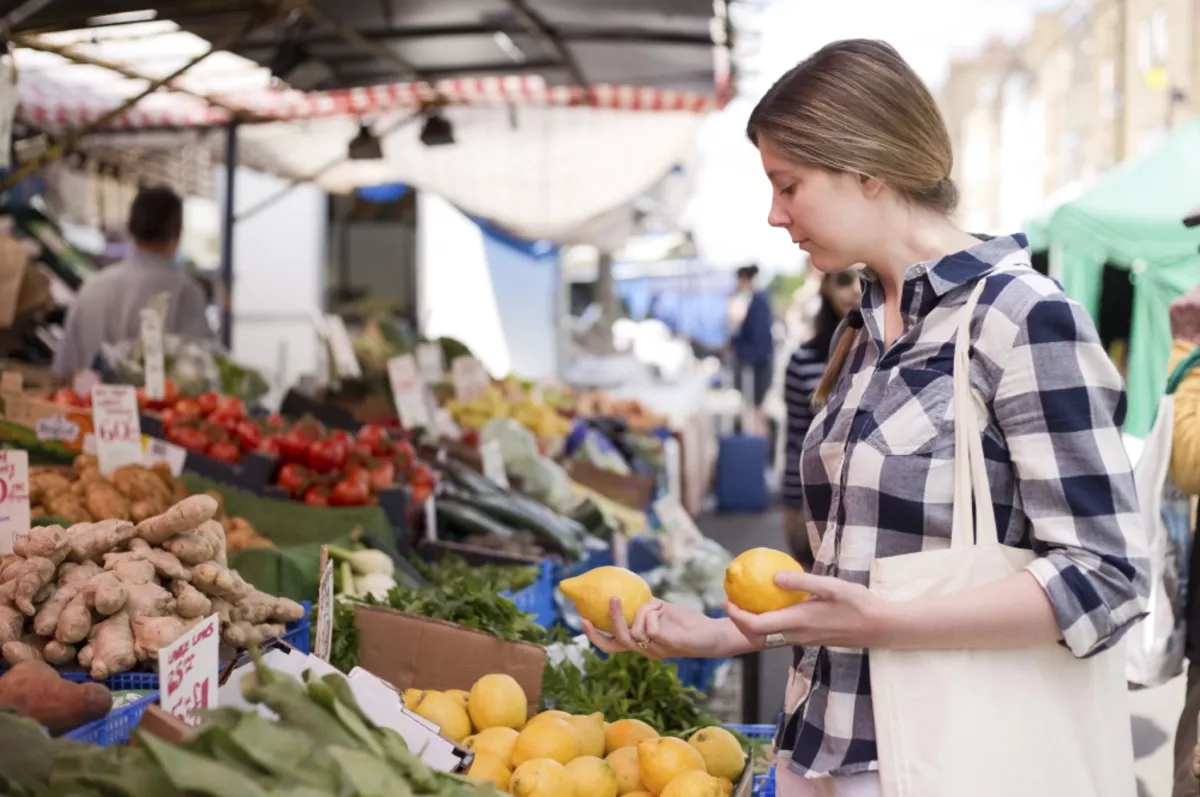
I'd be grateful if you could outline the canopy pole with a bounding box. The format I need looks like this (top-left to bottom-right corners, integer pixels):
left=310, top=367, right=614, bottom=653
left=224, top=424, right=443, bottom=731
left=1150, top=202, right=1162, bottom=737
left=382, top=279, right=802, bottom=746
left=220, top=121, right=239, bottom=349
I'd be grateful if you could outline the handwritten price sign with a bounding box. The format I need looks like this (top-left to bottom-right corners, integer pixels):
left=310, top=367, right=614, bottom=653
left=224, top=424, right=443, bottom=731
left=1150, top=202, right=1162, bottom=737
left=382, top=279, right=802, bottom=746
left=0, top=451, right=30, bottom=555
left=140, top=308, right=166, bottom=401
left=91, top=385, right=143, bottom=475
left=451, top=357, right=490, bottom=402
left=159, top=613, right=219, bottom=725
left=387, top=355, right=431, bottom=430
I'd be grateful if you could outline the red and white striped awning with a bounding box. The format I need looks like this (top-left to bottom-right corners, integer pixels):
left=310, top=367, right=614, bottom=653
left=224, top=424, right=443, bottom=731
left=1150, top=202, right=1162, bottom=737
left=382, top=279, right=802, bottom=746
left=19, top=73, right=717, bottom=131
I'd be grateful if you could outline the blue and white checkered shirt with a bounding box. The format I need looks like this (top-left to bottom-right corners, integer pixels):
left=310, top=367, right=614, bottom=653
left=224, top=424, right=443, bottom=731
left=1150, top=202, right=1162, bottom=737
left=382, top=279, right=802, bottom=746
left=776, top=233, right=1149, bottom=778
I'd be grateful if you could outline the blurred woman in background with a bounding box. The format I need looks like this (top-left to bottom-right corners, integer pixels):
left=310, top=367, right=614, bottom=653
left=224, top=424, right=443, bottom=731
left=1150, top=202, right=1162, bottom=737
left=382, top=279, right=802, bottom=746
left=729, top=264, right=775, bottom=435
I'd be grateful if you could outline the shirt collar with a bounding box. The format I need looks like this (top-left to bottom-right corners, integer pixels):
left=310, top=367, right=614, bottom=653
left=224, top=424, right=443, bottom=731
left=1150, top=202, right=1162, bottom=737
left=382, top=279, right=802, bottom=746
left=128, top=247, right=177, bottom=270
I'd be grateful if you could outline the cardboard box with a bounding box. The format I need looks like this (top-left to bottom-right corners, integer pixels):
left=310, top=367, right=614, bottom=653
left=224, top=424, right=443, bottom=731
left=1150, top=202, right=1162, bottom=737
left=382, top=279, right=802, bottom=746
left=566, top=460, right=656, bottom=510
left=0, top=372, right=93, bottom=451
left=354, top=603, right=546, bottom=716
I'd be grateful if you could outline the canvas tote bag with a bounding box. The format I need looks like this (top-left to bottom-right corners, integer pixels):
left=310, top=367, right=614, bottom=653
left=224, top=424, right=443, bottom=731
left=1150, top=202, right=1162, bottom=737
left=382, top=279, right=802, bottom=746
left=868, top=279, right=1137, bottom=797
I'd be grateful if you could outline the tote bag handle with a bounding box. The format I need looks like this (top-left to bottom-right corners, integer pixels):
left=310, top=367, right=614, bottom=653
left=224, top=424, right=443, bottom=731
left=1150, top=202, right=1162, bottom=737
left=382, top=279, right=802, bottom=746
left=950, top=279, right=999, bottom=550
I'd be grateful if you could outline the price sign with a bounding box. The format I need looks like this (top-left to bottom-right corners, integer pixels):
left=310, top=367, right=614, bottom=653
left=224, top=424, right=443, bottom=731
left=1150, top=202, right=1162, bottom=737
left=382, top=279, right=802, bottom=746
left=140, top=308, right=166, bottom=401
left=387, top=355, right=431, bottom=430
left=143, top=437, right=188, bottom=476
left=91, top=385, right=143, bottom=475
left=451, top=357, right=489, bottom=402
left=315, top=557, right=334, bottom=661
left=146, top=291, right=171, bottom=328
left=424, top=493, right=438, bottom=542
left=325, top=315, right=363, bottom=379
left=653, top=494, right=706, bottom=563
left=416, top=343, right=445, bottom=383
left=480, top=439, right=509, bottom=489
left=159, top=613, right=219, bottom=726
left=0, top=451, right=30, bottom=555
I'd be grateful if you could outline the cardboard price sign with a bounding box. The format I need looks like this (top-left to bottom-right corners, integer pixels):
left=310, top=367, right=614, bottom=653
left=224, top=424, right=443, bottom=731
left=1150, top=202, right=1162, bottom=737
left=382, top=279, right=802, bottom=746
left=326, top=315, right=363, bottom=379
left=315, top=553, right=334, bottom=661
left=91, top=385, right=143, bottom=475
left=140, top=307, right=166, bottom=401
left=479, top=439, right=510, bottom=489
left=387, top=355, right=432, bottom=430
left=159, top=613, right=220, bottom=726
left=451, top=357, right=489, bottom=401
left=143, top=437, right=188, bottom=476
left=0, top=450, right=30, bottom=555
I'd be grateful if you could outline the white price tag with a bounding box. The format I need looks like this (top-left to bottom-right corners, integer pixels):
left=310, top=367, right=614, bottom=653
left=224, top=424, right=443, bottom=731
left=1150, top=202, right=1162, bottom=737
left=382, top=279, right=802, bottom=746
left=140, top=308, right=166, bottom=401
left=424, top=494, right=437, bottom=541
left=0, top=450, right=30, bottom=555
left=480, top=439, right=509, bottom=489
left=387, top=355, right=431, bottom=430
left=91, top=385, right=143, bottom=475
left=652, top=494, right=706, bottom=562
left=158, top=613, right=220, bottom=726
left=325, top=315, right=363, bottom=379
left=315, top=558, right=334, bottom=661
left=143, top=437, right=188, bottom=476
left=146, top=291, right=172, bottom=329
left=416, top=343, right=445, bottom=383
left=451, top=357, right=489, bottom=401
left=0, top=61, right=13, bottom=172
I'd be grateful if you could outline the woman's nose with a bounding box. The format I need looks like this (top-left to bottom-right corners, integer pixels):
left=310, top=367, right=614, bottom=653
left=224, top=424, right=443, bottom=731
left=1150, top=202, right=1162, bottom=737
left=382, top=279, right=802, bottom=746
left=767, top=199, right=789, bottom=228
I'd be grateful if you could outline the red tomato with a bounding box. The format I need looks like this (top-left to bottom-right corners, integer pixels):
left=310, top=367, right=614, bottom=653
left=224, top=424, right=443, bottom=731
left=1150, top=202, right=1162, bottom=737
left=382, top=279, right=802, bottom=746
left=352, top=440, right=376, bottom=460
left=159, top=407, right=180, bottom=428
left=461, top=429, right=480, bottom=447
left=408, top=462, right=435, bottom=488
left=214, top=395, right=246, bottom=419
left=208, top=439, right=241, bottom=464
left=302, top=485, right=330, bottom=506
left=256, top=437, right=281, bottom=457
left=234, top=421, right=262, bottom=452
left=277, top=462, right=310, bottom=496
left=330, top=476, right=369, bottom=507
left=264, top=413, right=286, bottom=430
left=174, top=399, right=203, bottom=420
left=409, top=482, right=433, bottom=507
left=357, top=424, right=393, bottom=455
left=167, top=424, right=209, bottom=454
left=277, top=428, right=313, bottom=464
left=369, top=461, right=397, bottom=491
left=50, top=388, right=83, bottom=407
left=307, top=438, right=347, bottom=473
left=209, top=411, right=242, bottom=436
left=393, top=440, right=416, bottom=468
left=196, top=392, right=220, bottom=417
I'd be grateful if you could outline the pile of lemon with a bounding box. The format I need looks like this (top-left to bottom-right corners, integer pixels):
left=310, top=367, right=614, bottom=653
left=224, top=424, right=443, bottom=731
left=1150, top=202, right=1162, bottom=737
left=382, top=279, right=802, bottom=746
left=403, top=673, right=747, bottom=797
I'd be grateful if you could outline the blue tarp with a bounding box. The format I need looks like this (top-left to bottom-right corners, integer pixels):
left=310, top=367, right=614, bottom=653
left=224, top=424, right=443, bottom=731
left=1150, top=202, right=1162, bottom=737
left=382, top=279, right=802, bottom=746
left=616, top=269, right=735, bottom=350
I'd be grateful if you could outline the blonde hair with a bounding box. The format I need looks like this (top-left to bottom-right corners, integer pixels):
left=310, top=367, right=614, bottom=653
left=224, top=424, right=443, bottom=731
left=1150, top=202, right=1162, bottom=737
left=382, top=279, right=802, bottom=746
left=747, top=39, right=957, bottom=406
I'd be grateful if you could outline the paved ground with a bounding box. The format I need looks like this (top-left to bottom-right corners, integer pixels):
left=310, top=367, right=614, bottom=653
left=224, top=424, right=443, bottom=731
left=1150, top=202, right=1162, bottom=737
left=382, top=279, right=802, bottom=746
left=697, top=506, right=1187, bottom=797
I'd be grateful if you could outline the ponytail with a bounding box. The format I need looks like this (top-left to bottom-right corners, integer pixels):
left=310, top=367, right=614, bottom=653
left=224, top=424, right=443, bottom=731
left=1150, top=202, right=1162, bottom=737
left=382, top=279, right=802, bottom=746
left=813, top=325, right=858, bottom=407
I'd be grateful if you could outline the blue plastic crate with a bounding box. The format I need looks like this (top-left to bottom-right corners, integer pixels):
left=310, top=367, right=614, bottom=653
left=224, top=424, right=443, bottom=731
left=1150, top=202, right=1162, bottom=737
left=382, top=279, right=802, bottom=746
left=725, top=724, right=777, bottom=794
left=63, top=691, right=158, bottom=745
left=671, top=656, right=730, bottom=693
left=500, top=560, right=557, bottom=627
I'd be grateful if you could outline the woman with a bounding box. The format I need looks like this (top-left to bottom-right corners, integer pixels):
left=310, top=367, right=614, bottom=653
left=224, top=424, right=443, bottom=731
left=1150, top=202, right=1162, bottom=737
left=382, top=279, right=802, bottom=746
left=584, top=39, right=1147, bottom=795
left=729, top=264, right=775, bottom=435
left=782, top=270, right=861, bottom=565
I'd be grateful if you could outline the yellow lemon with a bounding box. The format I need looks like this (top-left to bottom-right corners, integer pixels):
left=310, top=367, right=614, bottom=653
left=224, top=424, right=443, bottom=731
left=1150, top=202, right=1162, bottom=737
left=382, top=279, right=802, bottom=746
left=402, top=688, right=425, bottom=709
left=687, top=727, right=747, bottom=780
left=564, top=755, right=620, bottom=797
left=411, top=691, right=471, bottom=742
left=604, top=718, right=659, bottom=755
left=559, top=566, right=653, bottom=633
left=624, top=793, right=654, bottom=797
left=466, top=751, right=511, bottom=789
left=512, top=716, right=583, bottom=767
left=568, top=714, right=607, bottom=758
left=636, top=737, right=706, bottom=795
left=510, top=758, right=573, bottom=797
left=444, top=688, right=470, bottom=712
left=468, top=673, right=528, bottom=731
left=717, top=777, right=733, bottom=797
left=464, top=726, right=520, bottom=765
left=659, top=770, right=724, bottom=797
left=723, top=547, right=807, bottom=614
left=605, top=746, right=644, bottom=794
left=528, top=709, right=572, bottom=726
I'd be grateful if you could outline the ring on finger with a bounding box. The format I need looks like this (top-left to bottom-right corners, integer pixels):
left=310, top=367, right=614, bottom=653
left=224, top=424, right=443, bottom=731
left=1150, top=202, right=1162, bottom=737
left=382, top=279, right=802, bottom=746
left=637, top=640, right=649, bottom=650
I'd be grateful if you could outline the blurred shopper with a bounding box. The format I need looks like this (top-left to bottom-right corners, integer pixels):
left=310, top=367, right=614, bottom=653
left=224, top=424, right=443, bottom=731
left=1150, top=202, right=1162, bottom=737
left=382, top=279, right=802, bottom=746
left=52, top=186, right=213, bottom=379
left=781, top=269, right=861, bottom=565
left=729, top=264, right=774, bottom=434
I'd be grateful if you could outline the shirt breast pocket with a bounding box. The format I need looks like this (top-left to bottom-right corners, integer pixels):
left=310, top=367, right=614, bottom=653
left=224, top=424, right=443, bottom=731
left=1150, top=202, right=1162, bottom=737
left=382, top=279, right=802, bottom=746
left=862, top=368, right=956, bottom=456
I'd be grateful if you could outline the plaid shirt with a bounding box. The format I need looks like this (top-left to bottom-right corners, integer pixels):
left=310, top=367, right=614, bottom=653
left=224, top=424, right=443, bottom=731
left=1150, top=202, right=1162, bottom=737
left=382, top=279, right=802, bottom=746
left=776, top=233, right=1149, bottom=778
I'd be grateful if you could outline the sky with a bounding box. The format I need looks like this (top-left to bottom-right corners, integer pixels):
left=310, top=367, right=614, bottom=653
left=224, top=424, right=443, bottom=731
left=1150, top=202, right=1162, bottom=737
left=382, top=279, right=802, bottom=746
left=687, top=0, right=1067, bottom=270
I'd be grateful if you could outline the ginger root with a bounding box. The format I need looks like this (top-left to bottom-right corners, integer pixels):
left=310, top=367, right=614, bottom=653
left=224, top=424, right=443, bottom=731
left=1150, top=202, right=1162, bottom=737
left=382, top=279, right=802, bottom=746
left=163, top=532, right=216, bottom=566
left=83, top=481, right=130, bottom=522
left=88, top=610, right=136, bottom=680
left=13, top=526, right=69, bottom=565
left=66, top=519, right=136, bottom=563
left=0, top=557, right=57, bottom=616
left=171, top=580, right=211, bottom=619
left=190, top=561, right=251, bottom=601
left=136, top=494, right=218, bottom=545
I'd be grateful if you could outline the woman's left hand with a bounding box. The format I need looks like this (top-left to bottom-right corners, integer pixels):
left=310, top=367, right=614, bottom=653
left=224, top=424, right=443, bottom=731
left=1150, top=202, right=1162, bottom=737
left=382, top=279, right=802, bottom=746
left=724, top=570, right=895, bottom=649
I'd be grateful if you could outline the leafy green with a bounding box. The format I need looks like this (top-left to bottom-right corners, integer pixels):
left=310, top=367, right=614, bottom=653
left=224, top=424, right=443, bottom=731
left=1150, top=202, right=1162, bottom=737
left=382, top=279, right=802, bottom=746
left=411, top=554, right=537, bottom=594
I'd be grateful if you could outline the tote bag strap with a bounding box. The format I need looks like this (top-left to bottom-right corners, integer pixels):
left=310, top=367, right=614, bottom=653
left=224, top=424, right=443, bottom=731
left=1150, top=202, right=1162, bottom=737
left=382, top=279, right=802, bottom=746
left=951, top=279, right=999, bottom=550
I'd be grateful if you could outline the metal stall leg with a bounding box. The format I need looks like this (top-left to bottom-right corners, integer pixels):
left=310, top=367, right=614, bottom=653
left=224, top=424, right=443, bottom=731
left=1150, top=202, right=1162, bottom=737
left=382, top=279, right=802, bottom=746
left=219, top=121, right=238, bottom=349
left=741, top=650, right=761, bottom=724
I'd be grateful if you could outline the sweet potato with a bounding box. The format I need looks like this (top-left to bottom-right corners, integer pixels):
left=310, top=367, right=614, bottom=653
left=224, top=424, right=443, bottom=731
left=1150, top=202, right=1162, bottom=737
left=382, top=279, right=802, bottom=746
left=0, top=660, right=113, bottom=735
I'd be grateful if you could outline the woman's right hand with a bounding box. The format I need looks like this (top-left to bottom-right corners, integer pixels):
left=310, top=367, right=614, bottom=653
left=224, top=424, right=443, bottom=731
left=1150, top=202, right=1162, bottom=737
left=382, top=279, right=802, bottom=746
left=582, top=597, right=751, bottom=660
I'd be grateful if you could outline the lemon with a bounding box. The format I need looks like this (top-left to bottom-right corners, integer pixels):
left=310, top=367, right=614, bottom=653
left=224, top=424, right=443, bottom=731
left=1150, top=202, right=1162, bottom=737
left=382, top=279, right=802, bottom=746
left=468, top=673, right=528, bottom=731
left=466, top=751, right=511, bottom=789
left=637, top=737, right=706, bottom=795
left=528, top=709, right=572, bottom=726
left=402, top=688, right=425, bottom=709
left=512, top=716, right=583, bottom=767
left=465, top=726, right=520, bottom=765
left=724, top=547, right=808, bottom=614
left=444, top=688, right=470, bottom=711
left=568, top=714, right=607, bottom=758
left=559, top=566, right=653, bottom=633
left=511, top=758, right=573, bottom=797
left=687, top=727, right=747, bottom=780
left=564, top=755, right=620, bottom=797
left=605, top=746, right=644, bottom=794
left=624, top=793, right=654, bottom=797
left=604, top=718, right=659, bottom=754
left=659, top=770, right=724, bottom=797
left=411, top=690, right=472, bottom=742
left=717, top=777, right=733, bottom=797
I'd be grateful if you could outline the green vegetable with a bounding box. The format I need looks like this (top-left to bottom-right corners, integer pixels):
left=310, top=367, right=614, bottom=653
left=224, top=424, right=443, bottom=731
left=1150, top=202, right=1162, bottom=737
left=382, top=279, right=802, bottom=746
left=328, top=546, right=395, bottom=577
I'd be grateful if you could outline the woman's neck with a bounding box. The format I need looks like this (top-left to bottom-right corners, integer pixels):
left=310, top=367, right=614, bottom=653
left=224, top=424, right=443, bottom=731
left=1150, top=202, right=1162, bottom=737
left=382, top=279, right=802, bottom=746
left=864, top=210, right=979, bottom=302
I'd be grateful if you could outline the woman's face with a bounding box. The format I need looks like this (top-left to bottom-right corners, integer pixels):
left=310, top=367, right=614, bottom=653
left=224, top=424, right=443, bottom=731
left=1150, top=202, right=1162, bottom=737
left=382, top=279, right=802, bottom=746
left=759, top=137, right=880, bottom=273
left=822, top=269, right=863, bottom=318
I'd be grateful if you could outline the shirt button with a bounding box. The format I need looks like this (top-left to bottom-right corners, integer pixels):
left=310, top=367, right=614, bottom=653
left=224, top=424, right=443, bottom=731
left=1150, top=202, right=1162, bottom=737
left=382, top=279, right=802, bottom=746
left=914, top=265, right=927, bottom=276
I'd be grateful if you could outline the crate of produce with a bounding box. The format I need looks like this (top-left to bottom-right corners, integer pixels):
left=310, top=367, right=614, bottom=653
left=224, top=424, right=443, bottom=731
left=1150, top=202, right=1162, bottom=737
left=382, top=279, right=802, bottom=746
left=63, top=690, right=159, bottom=746
left=500, top=559, right=557, bottom=627
left=726, top=723, right=777, bottom=795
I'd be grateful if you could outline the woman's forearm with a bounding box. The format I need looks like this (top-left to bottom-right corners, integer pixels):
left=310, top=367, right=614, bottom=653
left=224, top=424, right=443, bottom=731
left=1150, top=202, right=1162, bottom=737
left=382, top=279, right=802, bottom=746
left=877, top=570, right=1061, bottom=651
left=711, top=617, right=766, bottom=657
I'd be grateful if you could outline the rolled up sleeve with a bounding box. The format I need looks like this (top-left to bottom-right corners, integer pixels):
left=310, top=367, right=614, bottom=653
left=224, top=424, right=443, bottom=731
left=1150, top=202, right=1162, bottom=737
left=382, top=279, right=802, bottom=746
left=1168, top=340, right=1200, bottom=494
left=992, top=294, right=1149, bottom=658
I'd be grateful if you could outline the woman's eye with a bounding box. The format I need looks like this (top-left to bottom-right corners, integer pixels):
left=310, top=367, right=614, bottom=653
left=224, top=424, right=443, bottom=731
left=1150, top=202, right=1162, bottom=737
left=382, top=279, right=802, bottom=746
left=779, top=184, right=796, bottom=197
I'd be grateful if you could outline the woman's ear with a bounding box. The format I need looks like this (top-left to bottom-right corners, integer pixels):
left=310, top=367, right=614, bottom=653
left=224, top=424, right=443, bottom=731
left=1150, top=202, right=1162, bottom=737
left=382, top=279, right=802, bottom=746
left=859, top=174, right=884, bottom=199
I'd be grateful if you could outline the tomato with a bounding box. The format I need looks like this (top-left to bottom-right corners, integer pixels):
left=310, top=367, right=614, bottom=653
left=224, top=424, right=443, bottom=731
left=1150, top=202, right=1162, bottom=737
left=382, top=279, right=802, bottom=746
left=159, top=407, right=180, bottom=428
left=174, top=399, right=203, bottom=420
left=302, top=485, right=330, bottom=506
left=208, top=439, right=241, bottom=464
left=369, top=461, right=397, bottom=491
left=352, top=440, right=376, bottom=461
left=278, top=462, right=310, bottom=495
left=50, top=388, right=84, bottom=407
left=307, top=438, right=347, bottom=473
left=408, top=462, right=435, bottom=488
left=277, top=428, right=313, bottom=464
left=393, top=440, right=416, bottom=468
left=234, top=421, right=262, bottom=452
left=256, top=437, right=281, bottom=457
left=196, top=392, right=220, bottom=417
left=264, top=413, right=286, bottom=430
left=167, top=424, right=209, bottom=454
left=329, top=476, right=369, bottom=507
left=357, top=424, right=393, bottom=455
left=461, top=429, right=480, bottom=447
left=344, top=464, right=371, bottom=490
left=213, top=395, right=246, bottom=419
left=409, top=482, right=433, bottom=507
left=209, top=411, right=243, bottom=436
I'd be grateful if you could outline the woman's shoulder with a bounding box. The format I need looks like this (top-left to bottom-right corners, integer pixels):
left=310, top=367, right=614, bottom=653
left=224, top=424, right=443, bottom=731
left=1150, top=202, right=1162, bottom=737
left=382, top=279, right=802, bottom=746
left=970, top=262, right=1095, bottom=346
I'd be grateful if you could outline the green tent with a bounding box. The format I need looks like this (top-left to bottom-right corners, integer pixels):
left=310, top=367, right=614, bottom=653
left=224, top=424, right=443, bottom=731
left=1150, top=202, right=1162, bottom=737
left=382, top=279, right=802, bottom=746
left=1042, top=120, right=1200, bottom=437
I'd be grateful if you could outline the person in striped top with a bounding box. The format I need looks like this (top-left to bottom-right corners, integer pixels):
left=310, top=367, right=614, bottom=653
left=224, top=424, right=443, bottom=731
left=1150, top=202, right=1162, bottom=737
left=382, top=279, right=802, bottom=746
left=783, top=270, right=861, bottom=565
